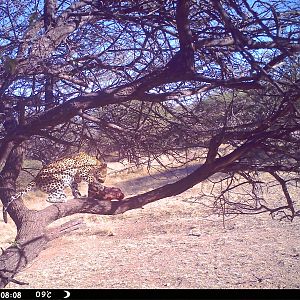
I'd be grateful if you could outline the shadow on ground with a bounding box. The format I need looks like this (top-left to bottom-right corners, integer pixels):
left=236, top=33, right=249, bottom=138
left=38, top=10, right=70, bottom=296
left=110, top=163, right=202, bottom=195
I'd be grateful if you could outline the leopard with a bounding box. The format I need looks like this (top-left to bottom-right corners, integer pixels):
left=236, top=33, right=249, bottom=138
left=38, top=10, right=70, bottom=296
left=9, top=152, right=107, bottom=204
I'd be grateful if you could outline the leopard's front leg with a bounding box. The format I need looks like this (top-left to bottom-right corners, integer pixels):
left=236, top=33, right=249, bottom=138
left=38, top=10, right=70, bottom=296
left=71, top=181, right=82, bottom=198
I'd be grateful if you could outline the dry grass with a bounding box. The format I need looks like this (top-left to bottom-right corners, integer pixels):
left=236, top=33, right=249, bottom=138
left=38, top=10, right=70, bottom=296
left=1, top=159, right=300, bottom=289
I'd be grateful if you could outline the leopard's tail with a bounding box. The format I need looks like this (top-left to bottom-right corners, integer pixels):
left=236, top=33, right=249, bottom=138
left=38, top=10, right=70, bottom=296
left=3, top=181, right=37, bottom=223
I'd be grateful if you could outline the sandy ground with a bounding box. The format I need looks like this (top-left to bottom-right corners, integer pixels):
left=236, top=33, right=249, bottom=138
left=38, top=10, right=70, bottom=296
left=1, top=162, right=300, bottom=289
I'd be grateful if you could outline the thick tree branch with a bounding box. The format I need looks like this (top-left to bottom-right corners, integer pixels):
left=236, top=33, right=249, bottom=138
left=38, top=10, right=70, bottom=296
left=0, top=144, right=30, bottom=225
left=174, top=0, right=195, bottom=73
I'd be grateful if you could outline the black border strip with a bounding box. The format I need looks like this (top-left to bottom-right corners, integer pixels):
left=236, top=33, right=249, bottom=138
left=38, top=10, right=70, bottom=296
left=1, top=289, right=299, bottom=300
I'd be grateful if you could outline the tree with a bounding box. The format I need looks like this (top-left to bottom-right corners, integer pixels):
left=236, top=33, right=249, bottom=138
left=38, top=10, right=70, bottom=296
left=0, top=0, right=299, bottom=287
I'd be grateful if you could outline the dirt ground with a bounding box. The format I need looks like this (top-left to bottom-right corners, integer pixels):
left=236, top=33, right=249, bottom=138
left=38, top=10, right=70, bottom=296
left=1, top=161, right=300, bottom=289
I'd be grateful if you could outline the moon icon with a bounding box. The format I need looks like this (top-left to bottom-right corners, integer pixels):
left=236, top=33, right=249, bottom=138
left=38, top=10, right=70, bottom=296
left=63, top=290, right=71, bottom=298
